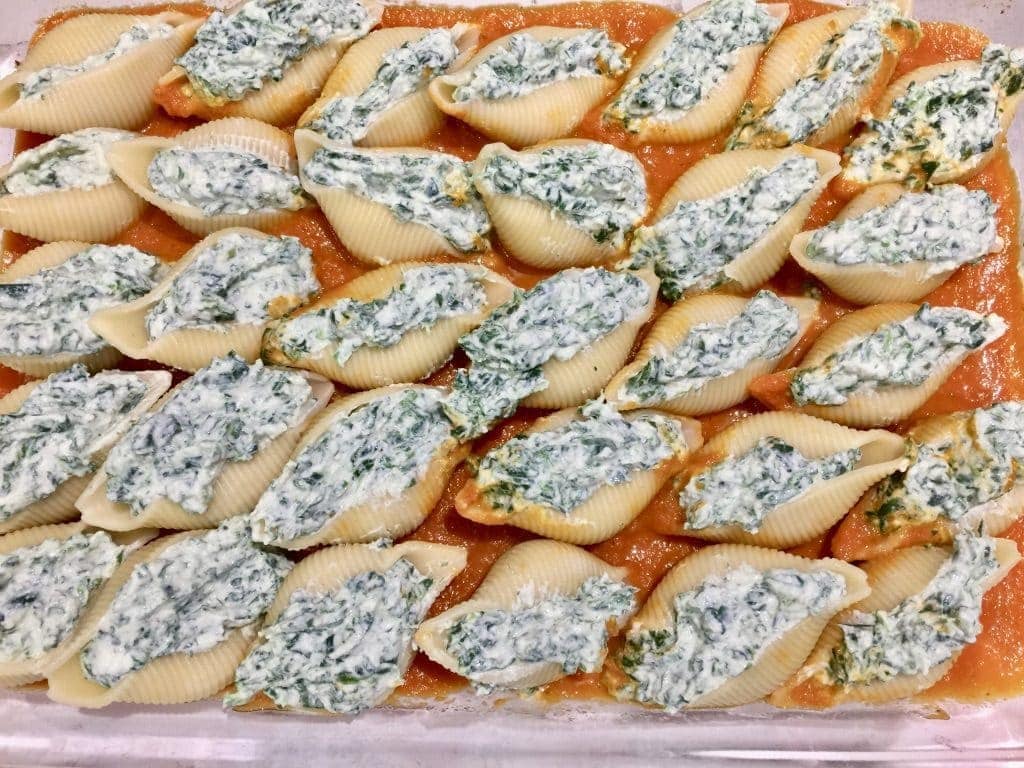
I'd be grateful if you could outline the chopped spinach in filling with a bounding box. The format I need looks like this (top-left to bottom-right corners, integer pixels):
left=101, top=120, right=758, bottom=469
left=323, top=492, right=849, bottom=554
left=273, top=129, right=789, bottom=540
left=177, top=0, right=375, bottom=102
left=0, top=244, right=163, bottom=357
left=623, top=155, right=818, bottom=301
left=443, top=268, right=651, bottom=439
left=0, top=366, right=149, bottom=522
left=0, top=129, right=134, bottom=197
left=145, top=232, right=318, bottom=339
left=606, top=0, right=781, bottom=131
left=790, top=304, right=1005, bottom=407
left=225, top=558, right=434, bottom=714
left=845, top=45, right=1024, bottom=188
left=828, top=533, right=998, bottom=686
left=147, top=148, right=307, bottom=217
left=19, top=22, right=174, bottom=100
left=728, top=2, right=917, bottom=148
left=619, top=290, right=798, bottom=406
left=446, top=574, right=636, bottom=690
left=309, top=28, right=461, bottom=143
left=251, top=388, right=453, bottom=545
left=303, top=147, right=490, bottom=253
left=0, top=531, right=124, bottom=663
left=452, top=29, right=628, bottom=103
left=805, top=185, right=998, bottom=271
left=476, top=143, right=647, bottom=247
left=104, top=354, right=313, bottom=516
left=681, top=437, right=862, bottom=533
left=272, top=265, right=487, bottom=365
left=619, top=565, right=845, bottom=712
left=475, top=400, right=684, bottom=516
left=80, top=517, right=290, bottom=688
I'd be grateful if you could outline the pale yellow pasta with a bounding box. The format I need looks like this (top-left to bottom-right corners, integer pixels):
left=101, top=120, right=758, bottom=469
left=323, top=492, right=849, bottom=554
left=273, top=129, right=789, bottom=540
left=298, top=25, right=481, bottom=146
left=0, top=12, right=202, bottom=133
left=455, top=408, right=702, bottom=544
left=670, top=412, right=907, bottom=548
left=428, top=27, right=628, bottom=147
left=416, top=540, right=634, bottom=690
left=604, top=293, right=819, bottom=415
left=607, top=544, right=869, bottom=709
left=262, top=262, right=515, bottom=387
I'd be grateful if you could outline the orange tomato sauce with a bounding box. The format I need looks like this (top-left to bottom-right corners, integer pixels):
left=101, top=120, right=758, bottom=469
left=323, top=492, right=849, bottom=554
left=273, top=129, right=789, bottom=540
left=3, top=0, right=1024, bottom=709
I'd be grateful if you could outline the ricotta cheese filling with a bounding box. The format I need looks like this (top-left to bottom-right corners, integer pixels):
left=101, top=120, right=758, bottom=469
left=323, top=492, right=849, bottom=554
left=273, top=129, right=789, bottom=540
left=805, top=185, right=998, bottom=272
left=476, top=143, right=647, bottom=248
left=474, top=400, right=685, bottom=516
left=250, top=388, right=453, bottom=545
left=145, top=232, right=318, bottom=339
left=225, top=557, right=434, bottom=714
left=845, top=44, right=1024, bottom=187
left=620, top=565, right=846, bottom=712
left=624, top=155, right=819, bottom=301
left=619, top=290, right=799, bottom=406
left=19, top=21, right=174, bottom=100
left=681, top=437, right=862, bottom=533
left=828, top=533, right=999, bottom=686
left=452, top=29, right=628, bottom=103
left=147, top=148, right=307, bottom=217
left=309, top=28, right=461, bottom=143
left=104, top=354, right=314, bottom=516
left=274, top=264, right=487, bottom=365
left=443, top=268, right=651, bottom=439
left=606, top=0, right=781, bottom=131
left=0, top=244, right=163, bottom=357
left=790, top=304, right=1006, bottom=407
left=446, top=574, right=636, bottom=690
left=0, top=531, right=124, bottom=663
left=0, top=366, right=150, bottom=522
left=303, top=147, right=490, bottom=253
left=177, top=0, right=375, bottom=102
left=0, top=129, right=134, bottom=197
left=80, top=517, right=290, bottom=688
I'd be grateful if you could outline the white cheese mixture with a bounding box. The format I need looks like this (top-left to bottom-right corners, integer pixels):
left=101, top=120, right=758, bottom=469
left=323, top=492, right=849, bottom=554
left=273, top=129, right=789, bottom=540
left=0, top=129, right=134, bottom=197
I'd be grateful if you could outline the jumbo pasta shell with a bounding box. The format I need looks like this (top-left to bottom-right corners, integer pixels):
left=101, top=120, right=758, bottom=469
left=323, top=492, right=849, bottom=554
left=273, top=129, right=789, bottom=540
left=261, top=262, right=515, bottom=387
left=75, top=372, right=333, bottom=532
left=608, top=544, right=868, bottom=710
left=106, top=118, right=312, bottom=236
left=428, top=27, right=626, bottom=147
left=0, top=12, right=202, bottom=133
left=670, top=412, right=907, bottom=549
left=455, top=408, right=702, bottom=545
left=298, top=25, right=480, bottom=147
left=415, top=540, right=633, bottom=691
left=604, top=293, right=819, bottom=415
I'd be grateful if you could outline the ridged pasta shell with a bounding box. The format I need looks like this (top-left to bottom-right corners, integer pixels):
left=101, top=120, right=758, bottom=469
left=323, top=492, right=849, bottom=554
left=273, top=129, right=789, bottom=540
left=0, top=12, right=202, bottom=133
left=154, top=2, right=384, bottom=126
left=75, top=372, right=333, bottom=532
left=769, top=538, right=1020, bottom=708
left=604, top=293, right=819, bottom=415
left=0, top=524, right=156, bottom=688
left=262, top=262, right=514, bottom=387
left=106, top=118, right=312, bottom=236
left=607, top=3, right=789, bottom=143
left=670, top=411, right=907, bottom=549
left=255, top=384, right=468, bottom=550
left=298, top=25, right=481, bottom=147
left=610, top=544, right=869, bottom=710
left=473, top=140, right=647, bottom=269
left=0, top=370, right=171, bottom=535
left=88, top=228, right=312, bottom=373
left=415, top=540, right=633, bottom=691
left=428, top=27, right=625, bottom=147
left=456, top=408, right=702, bottom=545
left=522, top=268, right=659, bottom=409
